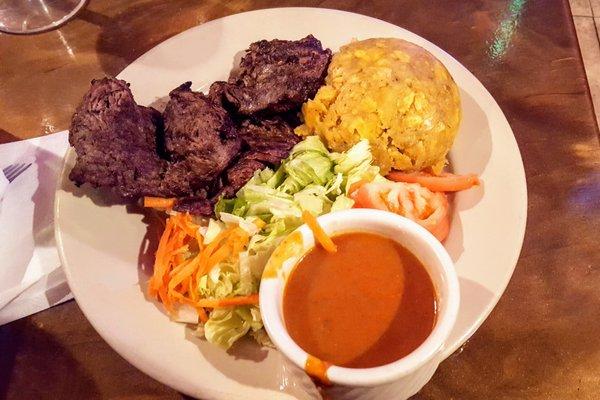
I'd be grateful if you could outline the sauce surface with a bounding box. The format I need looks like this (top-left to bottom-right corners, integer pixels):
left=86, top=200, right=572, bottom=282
left=283, top=232, right=436, bottom=368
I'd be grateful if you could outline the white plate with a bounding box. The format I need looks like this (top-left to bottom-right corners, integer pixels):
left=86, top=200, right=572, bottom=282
left=55, top=7, right=527, bottom=400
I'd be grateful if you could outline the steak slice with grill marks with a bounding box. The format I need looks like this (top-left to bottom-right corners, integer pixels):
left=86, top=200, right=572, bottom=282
left=223, top=35, right=332, bottom=115
left=68, top=77, right=172, bottom=198
left=162, top=82, right=241, bottom=196
left=216, top=116, right=301, bottom=198
left=239, top=116, right=301, bottom=164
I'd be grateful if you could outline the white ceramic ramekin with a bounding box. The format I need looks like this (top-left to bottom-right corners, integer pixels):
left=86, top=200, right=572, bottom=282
left=259, top=209, right=460, bottom=394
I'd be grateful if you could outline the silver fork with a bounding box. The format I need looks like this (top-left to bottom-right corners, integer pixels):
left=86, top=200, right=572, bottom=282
left=2, top=163, right=32, bottom=183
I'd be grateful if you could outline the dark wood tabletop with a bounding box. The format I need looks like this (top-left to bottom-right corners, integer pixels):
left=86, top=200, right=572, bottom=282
left=1, top=0, right=600, bottom=399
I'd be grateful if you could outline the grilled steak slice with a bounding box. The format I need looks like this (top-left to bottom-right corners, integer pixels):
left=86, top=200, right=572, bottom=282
left=208, top=81, right=228, bottom=107
left=163, top=82, right=241, bottom=194
left=68, top=78, right=172, bottom=198
left=224, top=35, right=332, bottom=115
left=220, top=157, right=266, bottom=198
left=172, top=195, right=214, bottom=216
left=238, top=117, right=301, bottom=164
left=214, top=117, right=301, bottom=198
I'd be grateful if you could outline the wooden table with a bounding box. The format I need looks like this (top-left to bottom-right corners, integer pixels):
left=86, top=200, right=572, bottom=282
left=1, top=0, right=599, bottom=398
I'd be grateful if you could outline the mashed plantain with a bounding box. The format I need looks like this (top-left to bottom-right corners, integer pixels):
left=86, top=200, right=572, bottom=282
left=295, top=38, right=461, bottom=174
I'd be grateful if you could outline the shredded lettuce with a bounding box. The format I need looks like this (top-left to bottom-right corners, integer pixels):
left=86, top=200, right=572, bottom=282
left=199, top=137, right=378, bottom=349
left=331, top=194, right=355, bottom=212
left=217, top=136, right=376, bottom=229
left=203, top=306, right=263, bottom=349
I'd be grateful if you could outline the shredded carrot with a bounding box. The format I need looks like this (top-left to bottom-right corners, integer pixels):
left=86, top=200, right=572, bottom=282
left=194, top=227, right=235, bottom=279
left=158, top=286, right=170, bottom=310
left=197, top=307, right=209, bottom=323
left=206, top=245, right=233, bottom=268
left=148, top=217, right=175, bottom=295
left=144, top=196, right=176, bottom=209
left=168, top=258, right=200, bottom=296
left=197, top=294, right=259, bottom=308
left=302, top=210, right=337, bottom=253
left=171, top=213, right=200, bottom=237
left=386, top=171, right=480, bottom=192
left=147, top=212, right=259, bottom=324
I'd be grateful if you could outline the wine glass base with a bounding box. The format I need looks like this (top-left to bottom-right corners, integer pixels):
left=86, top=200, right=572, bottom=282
left=0, top=0, right=88, bottom=35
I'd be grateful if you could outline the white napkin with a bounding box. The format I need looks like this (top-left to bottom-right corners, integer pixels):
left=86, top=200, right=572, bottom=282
left=0, top=131, right=71, bottom=325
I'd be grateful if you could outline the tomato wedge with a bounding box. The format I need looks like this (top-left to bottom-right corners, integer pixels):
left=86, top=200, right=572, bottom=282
left=387, top=171, right=480, bottom=192
left=351, top=182, right=450, bottom=241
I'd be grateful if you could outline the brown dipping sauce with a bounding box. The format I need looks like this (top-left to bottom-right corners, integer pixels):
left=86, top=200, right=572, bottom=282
left=283, top=232, right=437, bottom=369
